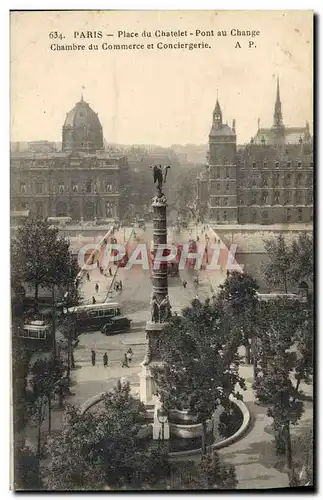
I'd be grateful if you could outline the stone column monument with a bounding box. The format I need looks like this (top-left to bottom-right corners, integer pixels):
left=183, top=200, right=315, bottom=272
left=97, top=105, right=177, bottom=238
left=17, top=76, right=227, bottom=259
left=140, top=165, right=172, bottom=405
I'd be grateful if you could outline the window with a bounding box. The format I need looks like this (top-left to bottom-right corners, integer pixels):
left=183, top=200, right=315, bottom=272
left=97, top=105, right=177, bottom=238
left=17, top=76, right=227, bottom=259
left=20, top=202, right=28, bottom=209
left=275, top=161, right=279, bottom=169
left=252, top=161, right=256, bottom=169
left=287, top=161, right=291, bottom=168
left=273, top=174, right=279, bottom=187
left=58, top=184, right=65, bottom=193
left=295, top=191, right=302, bottom=204
left=262, top=211, right=268, bottom=219
left=223, top=197, right=228, bottom=206
left=287, top=210, right=292, bottom=222
left=105, top=183, right=113, bottom=193
left=240, top=198, right=244, bottom=205
left=251, top=194, right=257, bottom=205
left=226, top=168, right=229, bottom=178
left=252, top=177, right=257, bottom=188
left=262, top=175, right=268, bottom=187
left=36, top=202, right=43, bottom=218
left=72, top=183, right=78, bottom=193
left=86, top=180, right=92, bottom=193
left=226, top=183, right=230, bottom=192
left=251, top=211, right=256, bottom=222
left=298, top=208, right=302, bottom=221
left=297, top=161, right=302, bottom=168
left=106, top=202, right=113, bottom=217
left=35, top=182, right=43, bottom=194
left=284, top=173, right=291, bottom=185
left=20, top=182, right=26, bottom=193
left=285, top=191, right=291, bottom=204
left=262, top=191, right=268, bottom=204
left=274, top=191, right=280, bottom=204
left=223, top=211, right=227, bottom=221
left=214, top=198, right=219, bottom=206
left=263, top=162, right=268, bottom=168
left=307, top=191, right=313, bottom=204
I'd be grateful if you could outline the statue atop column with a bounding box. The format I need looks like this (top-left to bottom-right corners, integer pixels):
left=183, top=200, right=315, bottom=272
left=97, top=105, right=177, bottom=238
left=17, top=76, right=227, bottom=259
left=150, top=165, right=170, bottom=202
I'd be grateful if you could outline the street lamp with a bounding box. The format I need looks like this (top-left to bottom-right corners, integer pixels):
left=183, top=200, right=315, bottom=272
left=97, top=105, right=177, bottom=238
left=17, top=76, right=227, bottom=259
left=157, top=407, right=168, bottom=443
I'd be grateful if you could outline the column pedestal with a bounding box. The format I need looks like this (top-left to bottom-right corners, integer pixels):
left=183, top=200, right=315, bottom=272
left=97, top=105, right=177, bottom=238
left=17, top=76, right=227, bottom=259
left=139, top=321, right=165, bottom=405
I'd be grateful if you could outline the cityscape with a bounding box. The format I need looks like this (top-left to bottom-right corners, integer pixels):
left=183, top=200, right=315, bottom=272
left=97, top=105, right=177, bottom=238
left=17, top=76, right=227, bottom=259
left=10, top=76, right=314, bottom=491
left=10, top=7, right=314, bottom=491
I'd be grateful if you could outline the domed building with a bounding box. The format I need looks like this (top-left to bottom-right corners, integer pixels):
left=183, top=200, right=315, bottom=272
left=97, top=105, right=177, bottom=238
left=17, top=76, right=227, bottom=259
left=11, top=96, right=129, bottom=222
left=62, top=96, right=103, bottom=153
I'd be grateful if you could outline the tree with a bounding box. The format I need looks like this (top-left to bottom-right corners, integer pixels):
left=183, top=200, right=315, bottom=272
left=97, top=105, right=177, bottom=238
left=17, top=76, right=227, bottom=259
left=45, top=381, right=170, bottom=490
left=11, top=218, right=75, bottom=305
left=262, top=234, right=293, bottom=293
left=29, top=356, right=66, bottom=439
left=152, top=300, right=245, bottom=455
left=253, top=297, right=313, bottom=483
left=197, top=451, right=238, bottom=489
left=217, top=271, right=259, bottom=367
left=14, top=445, right=43, bottom=491
left=290, top=233, right=313, bottom=287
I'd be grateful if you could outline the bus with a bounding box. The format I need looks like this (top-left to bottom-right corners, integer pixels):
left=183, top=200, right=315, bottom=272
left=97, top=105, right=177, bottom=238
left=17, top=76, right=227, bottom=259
left=66, top=302, right=122, bottom=332
left=17, top=321, right=51, bottom=340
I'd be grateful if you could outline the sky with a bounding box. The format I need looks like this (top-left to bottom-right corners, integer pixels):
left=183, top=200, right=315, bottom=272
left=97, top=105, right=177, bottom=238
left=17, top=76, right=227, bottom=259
left=10, top=10, right=313, bottom=146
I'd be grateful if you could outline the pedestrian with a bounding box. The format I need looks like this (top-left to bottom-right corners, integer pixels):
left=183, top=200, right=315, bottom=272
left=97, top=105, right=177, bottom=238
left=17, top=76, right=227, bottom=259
left=126, top=348, right=133, bottom=364
left=103, top=352, right=108, bottom=367
left=91, top=349, right=96, bottom=366
left=97, top=260, right=99, bottom=268
left=182, top=280, right=187, bottom=289
left=92, top=296, right=96, bottom=304
left=95, top=283, right=99, bottom=293
left=119, top=280, right=123, bottom=291
left=86, top=272, right=90, bottom=281
left=108, top=266, right=112, bottom=277
left=99, top=266, right=103, bottom=275
left=121, top=353, right=129, bottom=368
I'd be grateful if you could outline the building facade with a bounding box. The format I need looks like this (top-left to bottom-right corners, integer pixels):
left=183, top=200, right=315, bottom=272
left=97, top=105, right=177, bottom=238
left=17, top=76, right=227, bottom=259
left=197, top=80, right=313, bottom=225
left=11, top=97, right=129, bottom=221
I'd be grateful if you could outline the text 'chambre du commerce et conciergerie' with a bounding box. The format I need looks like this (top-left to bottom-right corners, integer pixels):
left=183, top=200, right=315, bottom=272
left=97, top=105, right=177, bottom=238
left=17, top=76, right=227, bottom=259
left=48, top=28, right=261, bottom=51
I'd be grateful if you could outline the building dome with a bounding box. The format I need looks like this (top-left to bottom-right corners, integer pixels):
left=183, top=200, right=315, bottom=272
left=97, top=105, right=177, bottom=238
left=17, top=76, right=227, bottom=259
left=62, top=96, right=103, bottom=153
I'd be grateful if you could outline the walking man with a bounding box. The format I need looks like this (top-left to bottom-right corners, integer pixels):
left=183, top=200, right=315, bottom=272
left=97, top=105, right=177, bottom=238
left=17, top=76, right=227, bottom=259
left=182, top=280, right=187, bottom=289
left=86, top=272, right=90, bottom=282
left=95, top=283, right=99, bottom=293
left=91, top=349, right=96, bottom=367
left=119, top=280, right=123, bottom=291
left=103, top=352, right=108, bottom=367
left=108, top=266, right=112, bottom=277
left=121, top=353, right=129, bottom=368
left=126, top=348, right=133, bottom=364
left=92, top=296, right=96, bottom=304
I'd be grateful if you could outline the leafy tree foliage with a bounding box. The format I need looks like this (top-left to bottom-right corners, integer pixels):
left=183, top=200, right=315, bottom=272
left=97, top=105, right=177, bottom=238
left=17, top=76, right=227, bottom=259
left=152, top=299, right=245, bottom=454
left=11, top=218, right=76, bottom=303
left=29, top=356, right=66, bottom=453
left=168, top=454, right=238, bottom=490
left=253, top=297, right=313, bottom=482
left=14, top=445, right=43, bottom=491
left=262, top=233, right=313, bottom=293
left=217, top=271, right=259, bottom=365
left=197, top=451, right=238, bottom=489
left=262, top=234, right=293, bottom=293
left=290, top=233, right=313, bottom=286
left=45, top=381, right=169, bottom=490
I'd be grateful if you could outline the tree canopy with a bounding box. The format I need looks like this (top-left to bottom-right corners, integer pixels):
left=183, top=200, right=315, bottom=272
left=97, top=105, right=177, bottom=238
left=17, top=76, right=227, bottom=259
left=45, top=381, right=169, bottom=490
left=11, top=218, right=76, bottom=301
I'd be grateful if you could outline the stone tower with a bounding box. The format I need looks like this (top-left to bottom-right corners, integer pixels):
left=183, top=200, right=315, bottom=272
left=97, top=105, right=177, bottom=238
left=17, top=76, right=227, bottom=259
left=202, top=98, right=238, bottom=223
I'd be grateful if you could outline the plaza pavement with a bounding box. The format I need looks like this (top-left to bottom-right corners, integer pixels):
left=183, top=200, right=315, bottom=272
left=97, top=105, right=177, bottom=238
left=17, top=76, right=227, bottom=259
left=26, top=223, right=313, bottom=490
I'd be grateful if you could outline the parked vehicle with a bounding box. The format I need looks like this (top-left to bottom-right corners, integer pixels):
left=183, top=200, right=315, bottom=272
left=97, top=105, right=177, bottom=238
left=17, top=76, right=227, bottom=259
left=101, top=316, right=132, bottom=335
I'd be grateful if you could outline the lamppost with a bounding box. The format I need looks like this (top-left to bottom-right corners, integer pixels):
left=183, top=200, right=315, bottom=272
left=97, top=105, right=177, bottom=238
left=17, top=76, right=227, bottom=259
left=157, top=407, right=168, bottom=443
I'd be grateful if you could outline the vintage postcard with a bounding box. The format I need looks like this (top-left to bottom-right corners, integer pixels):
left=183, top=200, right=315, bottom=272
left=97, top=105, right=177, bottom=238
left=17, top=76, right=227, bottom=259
left=10, top=10, right=314, bottom=491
